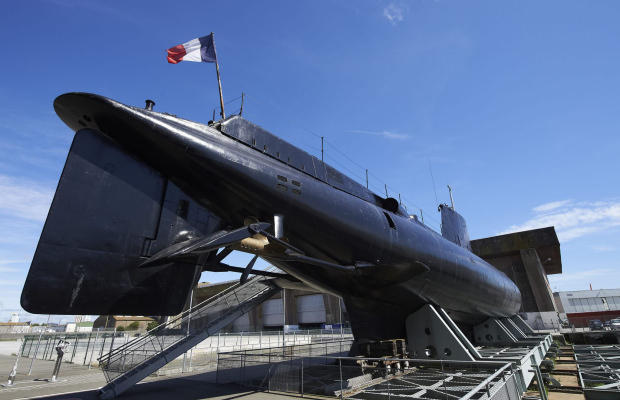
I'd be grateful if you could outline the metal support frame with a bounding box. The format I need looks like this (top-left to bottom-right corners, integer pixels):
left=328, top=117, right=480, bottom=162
left=405, top=304, right=476, bottom=361
left=574, top=345, right=620, bottom=399
left=473, top=318, right=518, bottom=345
left=405, top=305, right=553, bottom=395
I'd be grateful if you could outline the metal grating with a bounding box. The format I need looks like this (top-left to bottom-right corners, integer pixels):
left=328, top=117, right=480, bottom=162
left=217, top=343, right=522, bottom=399
left=574, top=344, right=620, bottom=399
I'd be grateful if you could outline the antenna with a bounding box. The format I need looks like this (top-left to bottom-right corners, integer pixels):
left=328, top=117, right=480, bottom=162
left=428, top=157, right=439, bottom=208
left=447, top=185, right=455, bottom=210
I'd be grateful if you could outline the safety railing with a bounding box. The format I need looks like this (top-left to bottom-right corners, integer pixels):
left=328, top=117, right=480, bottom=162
left=98, top=273, right=277, bottom=382
left=217, top=342, right=522, bottom=400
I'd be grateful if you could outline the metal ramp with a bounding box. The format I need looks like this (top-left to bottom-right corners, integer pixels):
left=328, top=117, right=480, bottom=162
left=97, top=274, right=281, bottom=399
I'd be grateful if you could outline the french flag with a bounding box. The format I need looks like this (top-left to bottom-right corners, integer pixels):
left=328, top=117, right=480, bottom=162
left=167, top=34, right=217, bottom=64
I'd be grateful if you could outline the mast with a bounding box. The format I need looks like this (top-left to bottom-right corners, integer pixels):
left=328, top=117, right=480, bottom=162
left=211, top=32, right=225, bottom=120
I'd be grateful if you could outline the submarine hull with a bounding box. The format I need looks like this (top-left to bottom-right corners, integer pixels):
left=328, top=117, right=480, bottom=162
left=22, top=93, right=521, bottom=342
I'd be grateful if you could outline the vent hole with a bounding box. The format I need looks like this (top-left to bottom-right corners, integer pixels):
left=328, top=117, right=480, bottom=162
left=424, top=346, right=437, bottom=358
left=176, top=199, right=189, bottom=219
left=383, top=212, right=396, bottom=229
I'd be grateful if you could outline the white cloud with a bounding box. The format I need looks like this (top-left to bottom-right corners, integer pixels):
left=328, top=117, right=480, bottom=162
left=548, top=268, right=616, bottom=282
left=383, top=3, right=404, bottom=25
left=0, top=280, right=27, bottom=286
left=499, top=200, right=620, bottom=241
left=0, top=259, right=26, bottom=265
left=0, top=174, right=54, bottom=222
left=590, top=244, right=616, bottom=252
left=348, top=130, right=410, bottom=139
left=532, top=200, right=572, bottom=213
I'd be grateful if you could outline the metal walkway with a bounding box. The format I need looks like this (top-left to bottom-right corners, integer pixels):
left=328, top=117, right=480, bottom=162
left=97, top=274, right=281, bottom=399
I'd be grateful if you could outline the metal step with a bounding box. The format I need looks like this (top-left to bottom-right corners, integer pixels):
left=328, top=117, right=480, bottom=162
left=97, top=275, right=281, bottom=399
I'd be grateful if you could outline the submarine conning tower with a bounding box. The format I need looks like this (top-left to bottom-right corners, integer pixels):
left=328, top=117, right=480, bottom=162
left=439, top=204, right=472, bottom=252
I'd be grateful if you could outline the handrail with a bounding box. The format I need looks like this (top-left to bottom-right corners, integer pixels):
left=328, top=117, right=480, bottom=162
left=461, top=362, right=514, bottom=400
left=219, top=351, right=509, bottom=369
left=98, top=272, right=277, bottom=365
left=99, top=275, right=258, bottom=361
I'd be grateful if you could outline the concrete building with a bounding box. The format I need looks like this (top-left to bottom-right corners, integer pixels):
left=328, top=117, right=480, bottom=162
left=44, top=323, right=67, bottom=333
left=471, top=226, right=562, bottom=329
left=74, top=315, right=92, bottom=324
left=93, top=316, right=156, bottom=330
left=554, top=288, right=620, bottom=328
left=192, top=280, right=348, bottom=332
left=0, top=322, right=30, bottom=334
left=66, top=321, right=94, bottom=333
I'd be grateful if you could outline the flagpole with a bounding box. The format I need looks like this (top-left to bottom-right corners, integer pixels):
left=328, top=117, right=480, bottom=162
left=211, top=32, right=225, bottom=120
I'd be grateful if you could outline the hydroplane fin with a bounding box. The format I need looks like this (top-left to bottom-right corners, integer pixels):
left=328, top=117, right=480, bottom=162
left=139, top=223, right=270, bottom=268
left=240, top=255, right=259, bottom=284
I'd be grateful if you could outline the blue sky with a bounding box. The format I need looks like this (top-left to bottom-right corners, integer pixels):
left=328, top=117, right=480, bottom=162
left=1, top=1, right=620, bottom=323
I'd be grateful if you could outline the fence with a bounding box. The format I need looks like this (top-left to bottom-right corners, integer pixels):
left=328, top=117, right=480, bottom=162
left=565, top=315, right=620, bottom=330
left=217, top=342, right=522, bottom=400
left=157, top=328, right=353, bottom=375
left=20, top=329, right=124, bottom=368
left=19, top=328, right=353, bottom=372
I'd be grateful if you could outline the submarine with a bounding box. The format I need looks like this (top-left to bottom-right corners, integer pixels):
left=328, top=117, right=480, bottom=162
left=21, top=93, right=521, bottom=342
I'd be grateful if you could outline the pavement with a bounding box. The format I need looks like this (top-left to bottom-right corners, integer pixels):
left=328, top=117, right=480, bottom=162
left=0, top=354, right=287, bottom=400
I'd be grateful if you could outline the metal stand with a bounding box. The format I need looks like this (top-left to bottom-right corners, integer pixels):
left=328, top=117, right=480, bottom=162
left=405, top=304, right=478, bottom=361
left=473, top=318, right=519, bottom=345
left=3, top=339, right=25, bottom=387
left=4, top=361, right=18, bottom=387
left=50, top=338, right=70, bottom=382
left=405, top=305, right=554, bottom=395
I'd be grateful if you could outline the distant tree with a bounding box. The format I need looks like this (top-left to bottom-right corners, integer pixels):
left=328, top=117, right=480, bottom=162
left=127, top=321, right=140, bottom=331
left=146, top=321, right=159, bottom=331
left=116, top=326, right=125, bottom=332
left=31, top=323, right=40, bottom=326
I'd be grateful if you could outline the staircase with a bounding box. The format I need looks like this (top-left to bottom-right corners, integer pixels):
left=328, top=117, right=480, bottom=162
left=97, top=274, right=281, bottom=399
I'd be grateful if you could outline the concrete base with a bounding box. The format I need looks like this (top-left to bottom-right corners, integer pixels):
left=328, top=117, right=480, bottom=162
left=522, top=311, right=563, bottom=330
